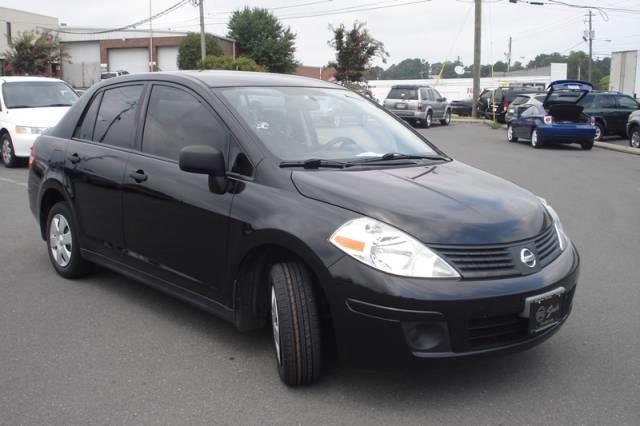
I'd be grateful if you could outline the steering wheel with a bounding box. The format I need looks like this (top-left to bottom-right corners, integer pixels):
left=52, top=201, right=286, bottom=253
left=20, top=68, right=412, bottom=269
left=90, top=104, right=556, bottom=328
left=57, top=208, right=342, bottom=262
left=324, top=137, right=358, bottom=150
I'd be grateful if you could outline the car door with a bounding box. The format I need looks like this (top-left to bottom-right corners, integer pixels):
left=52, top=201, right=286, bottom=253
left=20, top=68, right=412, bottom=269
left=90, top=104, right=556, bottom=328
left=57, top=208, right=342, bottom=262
left=419, top=88, right=429, bottom=115
left=595, top=94, right=618, bottom=134
left=616, top=95, right=640, bottom=134
left=429, top=89, right=443, bottom=118
left=65, top=84, right=144, bottom=256
left=515, top=105, right=539, bottom=138
left=121, top=83, right=234, bottom=299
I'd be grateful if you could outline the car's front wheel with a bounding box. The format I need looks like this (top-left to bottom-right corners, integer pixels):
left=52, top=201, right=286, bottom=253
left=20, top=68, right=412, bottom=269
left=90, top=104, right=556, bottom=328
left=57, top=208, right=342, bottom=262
left=46, top=202, right=91, bottom=278
left=1, top=133, right=18, bottom=168
left=270, top=262, right=322, bottom=386
left=440, top=109, right=451, bottom=126
left=507, top=124, right=518, bottom=142
left=593, top=121, right=604, bottom=141
left=531, top=128, right=544, bottom=149
left=630, top=127, right=640, bottom=148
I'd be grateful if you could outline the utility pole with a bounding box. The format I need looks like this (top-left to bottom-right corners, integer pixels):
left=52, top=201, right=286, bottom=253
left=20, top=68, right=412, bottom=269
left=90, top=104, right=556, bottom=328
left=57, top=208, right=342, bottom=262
left=199, top=0, right=206, bottom=62
left=471, top=0, right=482, bottom=118
left=506, top=36, right=512, bottom=73
left=587, top=9, right=593, bottom=82
left=149, top=0, right=154, bottom=72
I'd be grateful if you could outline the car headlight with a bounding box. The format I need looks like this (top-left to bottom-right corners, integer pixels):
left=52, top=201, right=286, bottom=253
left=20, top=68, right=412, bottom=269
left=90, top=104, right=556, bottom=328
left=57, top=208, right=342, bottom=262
left=329, top=217, right=459, bottom=278
left=15, top=125, right=47, bottom=135
left=538, top=197, right=568, bottom=251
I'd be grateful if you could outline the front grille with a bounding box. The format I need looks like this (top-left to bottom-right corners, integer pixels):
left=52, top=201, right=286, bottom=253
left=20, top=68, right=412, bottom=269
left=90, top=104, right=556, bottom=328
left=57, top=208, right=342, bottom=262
left=468, top=314, right=529, bottom=350
left=432, top=225, right=561, bottom=279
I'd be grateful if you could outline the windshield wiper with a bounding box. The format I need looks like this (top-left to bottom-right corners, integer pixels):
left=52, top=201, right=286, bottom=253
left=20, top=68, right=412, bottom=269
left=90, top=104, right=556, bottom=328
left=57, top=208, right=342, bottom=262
left=351, top=152, right=447, bottom=164
left=280, top=159, right=350, bottom=169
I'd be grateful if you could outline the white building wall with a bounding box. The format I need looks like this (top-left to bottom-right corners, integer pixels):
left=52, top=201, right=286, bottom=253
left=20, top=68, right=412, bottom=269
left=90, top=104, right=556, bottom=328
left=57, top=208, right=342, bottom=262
left=62, top=41, right=101, bottom=88
left=108, top=48, right=149, bottom=74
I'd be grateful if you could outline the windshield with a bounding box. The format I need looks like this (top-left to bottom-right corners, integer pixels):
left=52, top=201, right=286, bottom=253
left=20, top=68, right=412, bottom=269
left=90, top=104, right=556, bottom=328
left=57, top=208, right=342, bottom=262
left=386, top=88, right=419, bottom=100
left=101, top=73, right=117, bottom=79
left=3, top=81, right=79, bottom=108
left=219, top=87, right=439, bottom=162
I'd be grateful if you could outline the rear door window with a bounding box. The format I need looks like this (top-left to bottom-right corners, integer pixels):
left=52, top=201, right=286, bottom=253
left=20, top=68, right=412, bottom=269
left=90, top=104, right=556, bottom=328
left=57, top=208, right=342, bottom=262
left=596, top=94, right=617, bottom=109
left=93, top=85, right=144, bottom=149
left=432, top=89, right=442, bottom=100
left=73, top=92, right=103, bottom=140
left=419, top=89, right=428, bottom=101
left=142, top=84, right=228, bottom=161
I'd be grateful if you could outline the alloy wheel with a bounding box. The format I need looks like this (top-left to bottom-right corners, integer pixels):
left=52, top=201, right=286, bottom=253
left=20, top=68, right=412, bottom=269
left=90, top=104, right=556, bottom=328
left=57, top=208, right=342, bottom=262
left=507, top=125, right=513, bottom=141
left=1, top=139, right=11, bottom=165
left=271, top=285, right=281, bottom=365
left=594, top=125, right=602, bottom=141
left=426, top=113, right=432, bottom=128
left=631, top=129, right=640, bottom=148
left=49, top=214, right=73, bottom=267
left=531, top=130, right=538, bottom=147
left=445, top=111, right=451, bottom=125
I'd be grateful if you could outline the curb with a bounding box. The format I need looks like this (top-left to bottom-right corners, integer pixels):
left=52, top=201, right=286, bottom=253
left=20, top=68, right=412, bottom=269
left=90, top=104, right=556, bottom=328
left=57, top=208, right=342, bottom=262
left=480, top=120, right=640, bottom=155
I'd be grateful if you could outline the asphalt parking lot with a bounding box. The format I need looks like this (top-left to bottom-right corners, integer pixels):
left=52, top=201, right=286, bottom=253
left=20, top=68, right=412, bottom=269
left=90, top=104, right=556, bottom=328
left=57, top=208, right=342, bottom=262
left=1, top=122, right=638, bottom=425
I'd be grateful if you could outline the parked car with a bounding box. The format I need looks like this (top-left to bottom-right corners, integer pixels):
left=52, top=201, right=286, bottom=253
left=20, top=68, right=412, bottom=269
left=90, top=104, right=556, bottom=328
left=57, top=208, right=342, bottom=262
left=29, top=71, right=579, bottom=386
left=100, top=70, right=129, bottom=81
left=1, top=76, right=79, bottom=167
left=627, top=109, right=640, bottom=148
left=578, top=91, right=640, bottom=141
left=507, top=80, right=596, bottom=150
left=486, top=86, right=545, bottom=123
left=383, top=85, right=451, bottom=128
left=505, top=93, right=546, bottom=123
left=450, top=99, right=473, bottom=116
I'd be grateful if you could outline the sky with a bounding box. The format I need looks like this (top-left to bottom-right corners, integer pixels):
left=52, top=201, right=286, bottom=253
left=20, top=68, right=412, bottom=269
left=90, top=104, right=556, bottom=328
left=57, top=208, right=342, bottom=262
left=2, top=0, right=639, bottom=68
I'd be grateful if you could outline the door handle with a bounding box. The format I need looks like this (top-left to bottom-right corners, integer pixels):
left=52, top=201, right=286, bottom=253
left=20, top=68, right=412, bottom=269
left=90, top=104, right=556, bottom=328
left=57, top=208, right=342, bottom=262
left=69, top=153, right=81, bottom=164
left=129, top=170, right=148, bottom=183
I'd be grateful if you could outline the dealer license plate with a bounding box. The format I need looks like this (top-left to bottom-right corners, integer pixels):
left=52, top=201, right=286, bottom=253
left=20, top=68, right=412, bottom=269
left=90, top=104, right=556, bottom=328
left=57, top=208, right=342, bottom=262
left=395, top=103, right=407, bottom=109
left=522, top=287, right=565, bottom=333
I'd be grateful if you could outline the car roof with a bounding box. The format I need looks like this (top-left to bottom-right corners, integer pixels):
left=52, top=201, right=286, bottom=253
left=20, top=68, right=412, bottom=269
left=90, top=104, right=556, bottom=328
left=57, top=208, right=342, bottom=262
left=0, top=76, right=64, bottom=83
left=391, top=85, right=431, bottom=89
left=156, top=70, right=343, bottom=89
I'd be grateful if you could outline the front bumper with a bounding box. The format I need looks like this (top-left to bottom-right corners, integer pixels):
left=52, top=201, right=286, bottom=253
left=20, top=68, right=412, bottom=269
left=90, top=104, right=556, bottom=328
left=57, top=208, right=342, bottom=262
left=325, top=242, right=579, bottom=368
left=10, top=132, right=38, bottom=158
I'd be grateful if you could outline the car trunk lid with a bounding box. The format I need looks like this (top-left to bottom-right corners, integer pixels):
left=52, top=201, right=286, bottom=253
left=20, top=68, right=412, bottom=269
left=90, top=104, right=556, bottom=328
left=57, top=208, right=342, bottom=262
left=543, top=80, right=593, bottom=108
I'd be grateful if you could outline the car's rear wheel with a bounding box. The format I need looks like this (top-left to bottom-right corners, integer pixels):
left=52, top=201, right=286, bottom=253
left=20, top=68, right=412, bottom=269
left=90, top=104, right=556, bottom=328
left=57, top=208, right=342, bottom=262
left=269, top=261, right=322, bottom=386
left=630, top=127, right=640, bottom=148
left=593, top=121, right=604, bottom=141
left=507, top=124, right=518, bottom=142
left=531, top=128, right=544, bottom=149
left=46, top=202, right=91, bottom=278
left=1, top=134, right=18, bottom=168
left=440, top=109, right=451, bottom=126
left=581, top=140, right=594, bottom=150
left=423, top=111, right=432, bottom=128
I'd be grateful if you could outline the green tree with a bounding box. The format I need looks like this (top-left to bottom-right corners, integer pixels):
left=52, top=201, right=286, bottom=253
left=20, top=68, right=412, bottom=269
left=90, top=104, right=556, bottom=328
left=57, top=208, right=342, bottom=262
left=177, top=32, right=224, bottom=70
left=197, top=55, right=266, bottom=72
left=382, top=58, right=430, bottom=80
left=599, top=75, right=610, bottom=91
left=4, top=31, right=66, bottom=75
left=493, top=61, right=507, bottom=73
left=511, top=61, right=525, bottom=71
left=527, top=52, right=566, bottom=69
left=328, top=21, right=388, bottom=82
left=227, top=7, right=297, bottom=73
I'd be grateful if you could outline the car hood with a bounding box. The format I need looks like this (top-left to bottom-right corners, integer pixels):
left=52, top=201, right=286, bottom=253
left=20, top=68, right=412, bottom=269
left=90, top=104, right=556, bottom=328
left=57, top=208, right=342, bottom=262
left=6, top=107, right=70, bottom=128
left=292, top=161, right=549, bottom=245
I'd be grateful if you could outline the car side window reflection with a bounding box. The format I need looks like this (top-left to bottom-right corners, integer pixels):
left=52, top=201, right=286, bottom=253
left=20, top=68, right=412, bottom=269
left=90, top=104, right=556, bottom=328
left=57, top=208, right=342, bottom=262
left=73, top=92, right=104, bottom=141
left=93, top=85, right=144, bottom=148
left=142, top=85, right=228, bottom=161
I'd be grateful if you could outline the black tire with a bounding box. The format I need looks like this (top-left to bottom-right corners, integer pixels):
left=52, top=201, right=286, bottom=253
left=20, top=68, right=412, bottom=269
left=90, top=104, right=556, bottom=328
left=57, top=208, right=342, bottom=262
left=440, top=109, right=451, bottom=126
left=269, top=262, right=322, bottom=386
left=423, top=111, right=432, bottom=128
left=507, top=124, right=518, bottom=142
left=581, top=140, right=594, bottom=150
left=531, top=128, right=544, bottom=149
left=593, top=121, right=604, bottom=141
left=45, top=202, right=91, bottom=278
left=1, top=133, right=18, bottom=168
left=629, top=127, right=640, bottom=149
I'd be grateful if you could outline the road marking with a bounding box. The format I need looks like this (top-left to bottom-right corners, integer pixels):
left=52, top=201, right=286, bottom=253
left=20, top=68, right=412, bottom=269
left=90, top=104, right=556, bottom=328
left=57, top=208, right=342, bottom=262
left=0, top=176, right=27, bottom=188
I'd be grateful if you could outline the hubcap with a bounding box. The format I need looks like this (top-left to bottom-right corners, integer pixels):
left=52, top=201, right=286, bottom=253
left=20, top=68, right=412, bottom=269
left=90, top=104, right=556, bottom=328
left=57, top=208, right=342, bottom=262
left=632, top=130, right=640, bottom=148
left=507, top=126, right=513, bottom=140
left=595, top=126, right=602, bottom=140
left=445, top=112, right=451, bottom=124
left=1, top=140, right=10, bottom=164
left=531, top=130, right=538, bottom=146
left=49, top=214, right=72, bottom=267
left=271, top=286, right=281, bottom=365
left=427, top=114, right=431, bottom=126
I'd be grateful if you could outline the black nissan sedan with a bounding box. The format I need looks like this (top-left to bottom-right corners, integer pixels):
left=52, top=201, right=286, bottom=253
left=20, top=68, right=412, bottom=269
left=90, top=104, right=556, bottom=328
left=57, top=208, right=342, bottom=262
left=28, top=71, right=579, bottom=386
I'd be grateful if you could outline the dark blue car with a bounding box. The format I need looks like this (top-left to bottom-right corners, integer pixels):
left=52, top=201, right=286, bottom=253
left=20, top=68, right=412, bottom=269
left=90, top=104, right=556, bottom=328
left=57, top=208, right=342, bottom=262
left=507, top=80, right=596, bottom=150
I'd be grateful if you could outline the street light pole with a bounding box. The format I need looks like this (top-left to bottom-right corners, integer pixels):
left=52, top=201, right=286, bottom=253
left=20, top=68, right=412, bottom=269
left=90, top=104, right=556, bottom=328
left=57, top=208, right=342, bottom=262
left=471, top=0, right=482, bottom=118
left=199, top=0, right=206, bottom=62
left=588, top=9, right=593, bottom=82
left=149, top=0, right=154, bottom=72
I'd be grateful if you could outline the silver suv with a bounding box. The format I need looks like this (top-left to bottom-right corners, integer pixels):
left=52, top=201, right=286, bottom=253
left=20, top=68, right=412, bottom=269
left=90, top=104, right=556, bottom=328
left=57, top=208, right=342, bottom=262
left=383, top=85, right=451, bottom=128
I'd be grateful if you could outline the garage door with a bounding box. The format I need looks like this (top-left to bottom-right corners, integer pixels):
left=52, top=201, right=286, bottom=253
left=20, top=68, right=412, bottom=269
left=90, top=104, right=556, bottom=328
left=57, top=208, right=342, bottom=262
left=157, top=46, right=179, bottom=71
left=108, top=48, right=149, bottom=74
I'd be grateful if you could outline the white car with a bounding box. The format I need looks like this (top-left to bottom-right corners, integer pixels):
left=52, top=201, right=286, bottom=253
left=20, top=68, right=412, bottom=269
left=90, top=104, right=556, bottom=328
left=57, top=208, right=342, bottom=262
left=1, top=76, right=79, bottom=167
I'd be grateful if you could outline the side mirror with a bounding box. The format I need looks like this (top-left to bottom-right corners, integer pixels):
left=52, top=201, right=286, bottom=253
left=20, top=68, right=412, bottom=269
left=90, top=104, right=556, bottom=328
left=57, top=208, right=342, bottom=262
left=179, top=145, right=227, bottom=194
left=440, top=97, right=447, bottom=102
